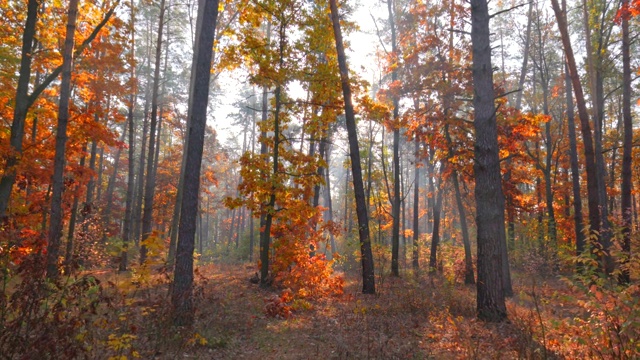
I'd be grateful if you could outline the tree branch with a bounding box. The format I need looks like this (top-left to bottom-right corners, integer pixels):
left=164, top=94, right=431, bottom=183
left=27, top=0, right=120, bottom=109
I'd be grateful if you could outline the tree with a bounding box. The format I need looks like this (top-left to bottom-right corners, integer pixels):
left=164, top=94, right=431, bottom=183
left=140, top=0, right=167, bottom=264
left=470, top=0, right=507, bottom=321
left=46, top=0, right=81, bottom=278
left=329, top=0, right=375, bottom=294
left=171, top=0, right=219, bottom=327
left=386, top=0, right=401, bottom=278
left=551, top=0, right=602, bottom=273
left=0, top=0, right=118, bottom=221
left=618, top=0, right=633, bottom=283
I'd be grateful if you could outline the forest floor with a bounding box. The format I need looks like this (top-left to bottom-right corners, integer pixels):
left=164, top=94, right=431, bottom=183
left=86, top=261, right=620, bottom=360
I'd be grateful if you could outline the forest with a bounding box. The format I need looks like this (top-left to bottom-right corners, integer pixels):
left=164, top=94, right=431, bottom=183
left=0, top=0, right=639, bottom=357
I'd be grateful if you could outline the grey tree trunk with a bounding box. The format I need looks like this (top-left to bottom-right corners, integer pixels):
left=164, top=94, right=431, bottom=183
left=470, top=0, right=507, bottom=321
left=102, top=126, right=127, bottom=243
left=140, top=0, right=166, bottom=264
left=329, top=0, right=375, bottom=294
left=412, top=138, right=420, bottom=271
left=46, top=0, right=80, bottom=279
left=428, top=166, right=444, bottom=272
left=65, top=148, right=87, bottom=274
left=550, top=0, right=602, bottom=269
left=619, top=0, right=632, bottom=284
left=171, top=0, right=219, bottom=327
left=387, top=0, right=401, bottom=278
left=0, top=0, right=40, bottom=220
left=260, top=20, right=286, bottom=287
left=445, top=125, right=474, bottom=284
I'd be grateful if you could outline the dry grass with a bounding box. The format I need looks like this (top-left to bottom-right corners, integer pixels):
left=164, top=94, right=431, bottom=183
left=58, top=262, right=634, bottom=359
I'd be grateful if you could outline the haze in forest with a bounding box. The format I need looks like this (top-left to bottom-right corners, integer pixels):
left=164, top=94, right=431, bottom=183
left=0, top=0, right=638, bottom=358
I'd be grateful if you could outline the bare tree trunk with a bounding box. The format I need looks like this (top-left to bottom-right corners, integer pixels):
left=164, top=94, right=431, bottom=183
left=171, top=0, right=219, bottom=327
left=46, top=0, right=80, bottom=279
left=470, top=0, right=507, bottom=321
left=551, top=0, right=602, bottom=266
left=140, top=0, right=166, bottom=264
left=429, top=165, right=444, bottom=272
left=121, top=0, right=137, bottom=272
left=445, top=125, right=474, bottom=284
left=412, top=138, right=420, bottom=270
left=386, top=0, right=401, bottom=278
left=330, top=0, right=375, bottom=294
left=103, top=127, right=127, bottom=242
left=324, top=141, right=337, bottom=257
left=619, top=0, right=632, bottom=283
left=65, top=148, right=87, bottom=274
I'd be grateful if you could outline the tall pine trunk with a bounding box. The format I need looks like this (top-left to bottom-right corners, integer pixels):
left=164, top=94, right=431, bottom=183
left=171, top=0, right=219, bottom=326
left=619, top=0, right=632, bottom=283
left=470, top=0, right=507, bottom=321
left=551, top=0, right=601, bottom=269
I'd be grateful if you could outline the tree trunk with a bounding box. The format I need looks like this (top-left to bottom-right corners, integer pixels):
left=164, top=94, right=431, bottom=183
left=46, top=0, right=80, bottom=279
left=140, top=0, right=166, bottom=264
left=0, top=0, right=40, bottom=219
left=102, top=126, right=127, bottom=243
left=260, top=20, right=286, bottom=287
left=387, top=0, right=401, bottom=278
left=168, top=0, right=208, bottom=266
left=445, top=125, right=474, bottom=284
left=619, top=0, right=632, bottom=284
left=429, top=166, right=444, bottom=272
left=171, top=0, right=219, bottom=327
left=120, top=0, right=137, bottom=272
left=324, top=140, right=337, bottom=256
left=65, top=148, right=87, bottom=274
left=470, top=0, right=507, bottom=321
left=330, top=0, right=375, bottom=294
left=412, top=138, right=420, bottom=271
left=550, top=0, right=601, bottom=267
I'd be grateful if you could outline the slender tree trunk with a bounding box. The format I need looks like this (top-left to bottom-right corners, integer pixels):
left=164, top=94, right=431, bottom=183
left=551, top=0, right=601, bottom=263
left=96, top=146, right=105, bottom=201
left=412, top=138, right=420, bottom=270
left=386, top=0, right=401, bottom=277
left=65, top=148, right=87, bottom=274
left=168, top=0, right=208, bottom=266
left=324, top=141, right=337, bottom=256
left=133, top=98, right=149, bottom=246
left=445, top=125, right=474, bottom=284
left=171, top=0, right=219, bottom=326
left=0, top=0, right=40, bottom=219
left=103, top=126, right=127, bottom=242
left=583, top=0, right=613, bottom=274
left=46, top=0, right=80, bottom=279
left=120, top=0, right=137, bottom=272
left=260, top=20, right=287, bottom=287
left=470, top=0, right=507, bottom=321
left=140, top=0, right=166, bottom=264
left=330, top=0, right=375, bottom=294
left=619, top=0, right=632, bottom=283
left=121, top=100, right=136, bottom=271
left=257, top=22, right=271, bottom=269
left=429, top=167, right=444, bottom=272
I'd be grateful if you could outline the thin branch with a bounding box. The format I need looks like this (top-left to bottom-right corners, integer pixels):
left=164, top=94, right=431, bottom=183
left=370, top=11, right=389, bottom=55
left=491, top=2, right=530, bottom=18
left=496, top=88, right=522, bottom=99
left=27, top=0, right=120, bottom=108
